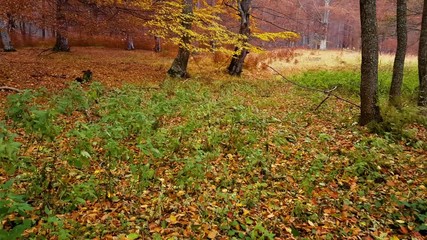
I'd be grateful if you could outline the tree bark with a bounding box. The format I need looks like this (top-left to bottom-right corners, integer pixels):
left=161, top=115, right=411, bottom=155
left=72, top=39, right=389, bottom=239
left=126, top=33, right=135, bottom=50
left=389, top=0, right=407, bottom=107
left=53, top=0, right=70, bottom=52
left=0, top=19, right=16, bottom=52
left=319, top=0, right=332, bottom=50
left=167, top=0, right=193, bottom=78
left=54, top=32, right=70, bottom=51
left=359, top=0, right=382, bottom=125
left=154, top=36, right=161, bottom=52
left=418, top=0, right=427, bottom=107
left=228, top=0, right=252, bottom=76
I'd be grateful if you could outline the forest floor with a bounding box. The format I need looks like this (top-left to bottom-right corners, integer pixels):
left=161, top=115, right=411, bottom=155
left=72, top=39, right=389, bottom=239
left=0, top=47, right=426, bottom=239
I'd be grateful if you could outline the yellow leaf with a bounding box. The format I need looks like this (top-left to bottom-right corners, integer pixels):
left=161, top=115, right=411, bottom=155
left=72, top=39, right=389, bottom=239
left=242, top=208, right=250, bottom=215
left=168, top=214, right=178, bottom=224
left=207, top=230, right=217, bottom=239
left=177, top=190, right=186, bottom=197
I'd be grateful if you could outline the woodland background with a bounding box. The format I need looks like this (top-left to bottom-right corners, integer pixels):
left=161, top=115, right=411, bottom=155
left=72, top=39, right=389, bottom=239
left=0, top=0, right=424, bottom=53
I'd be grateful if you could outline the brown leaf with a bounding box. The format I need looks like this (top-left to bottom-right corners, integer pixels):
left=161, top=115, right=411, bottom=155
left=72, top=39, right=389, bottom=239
left=400, top=226, right=409, bottom=234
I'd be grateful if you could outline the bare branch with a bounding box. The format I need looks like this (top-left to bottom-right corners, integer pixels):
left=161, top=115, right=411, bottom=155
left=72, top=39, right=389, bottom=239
left=0, top=86, right=22, bottom=93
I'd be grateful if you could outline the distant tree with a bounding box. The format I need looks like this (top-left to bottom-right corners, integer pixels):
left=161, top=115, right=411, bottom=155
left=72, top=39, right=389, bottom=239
left=167, top=0, right=193, bottom=78
left=228, top=0, right=252, bottom=76
left=126, top=33, right=135, bottom=50
left=359, top=0, right=382, bottom=125
left=419, top=0, right=427, bottom=107
left=0, top=18, right=15, bottom=52
left=389, top=0, right=407, bottom=107
left=319, top=0, right=332, bottom=50
left=154, top=36, right=161, bottom=52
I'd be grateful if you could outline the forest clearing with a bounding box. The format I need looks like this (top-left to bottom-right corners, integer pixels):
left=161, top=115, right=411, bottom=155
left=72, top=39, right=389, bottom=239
left=1, top=47, right=426, bottom=239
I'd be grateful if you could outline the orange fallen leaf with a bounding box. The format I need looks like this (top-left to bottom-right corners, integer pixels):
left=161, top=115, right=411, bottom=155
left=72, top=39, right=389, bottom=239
left=207, top=230, right=218, bottom=239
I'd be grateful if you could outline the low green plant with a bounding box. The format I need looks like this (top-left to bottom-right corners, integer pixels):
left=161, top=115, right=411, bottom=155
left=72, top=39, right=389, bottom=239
left=0, top=123, right=22, bottom=174
left=130, top=163, right=155, bottom=193
left=27, top=108, right=60, bottom=140
left=40, top=208, right=71, bottom=240
left=301, top=155, right=326, bottom=195
left=176, top=153, right=207, bottom=190
left=5, top=90, right=37, bottom=123
left=54, top=82, right=90, bottom=115
left=6, top=90, right=60, bottom=140
left=0, top=180, right=33, bottom=240
left=395, top=198, right=427, bottom=233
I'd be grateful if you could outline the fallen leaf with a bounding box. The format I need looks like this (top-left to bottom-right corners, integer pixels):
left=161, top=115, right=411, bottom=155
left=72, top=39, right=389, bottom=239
left=207, top=230, right=218, bottom=239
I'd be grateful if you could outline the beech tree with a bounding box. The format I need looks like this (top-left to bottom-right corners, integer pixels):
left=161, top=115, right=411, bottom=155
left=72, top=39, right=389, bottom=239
left=167, top=0, right=194, bottom=78
left=0, top=18, right=15, bottom=52
left=53, top=0, right=70, bottom=51
left=319, top=0, right=332, bottom=50
left=226, top=0, right=298, bottom=76
left=228, top=0, right=252, bottom=76
left=359, top=0, right=382, bottom=125
left=389, top=0, right=407, bottom=107
left=419, top=0, right=427, bottom=107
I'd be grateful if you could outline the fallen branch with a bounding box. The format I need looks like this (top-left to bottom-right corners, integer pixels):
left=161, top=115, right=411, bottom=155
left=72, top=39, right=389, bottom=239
left=37, top=48, right=53, bottom=56
left=266, top=65, right=361, bottom=109
left=0, top=86, right=22, bottom=93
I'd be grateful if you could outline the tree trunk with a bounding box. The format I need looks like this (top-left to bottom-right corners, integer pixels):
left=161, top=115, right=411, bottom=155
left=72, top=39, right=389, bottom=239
left=228, top=0, right=252, bottom=76
left=53, top=0, right=70, bottom=52
left=126, top=33, right=135, bottom=50
left=418, top=0, right=427, bottom=107
left=54, top=32, right=70, bottom=51
left=389, top=0, right=407, bottom=107
left=319, top=0, right=331, bottom=50
left=154, top=36, right=161, bottom=52
left=167, top=0, right=193, bottom=78
left=0, top=20, right=16, bottom=52
left=359, top=0, right=382, bottom=125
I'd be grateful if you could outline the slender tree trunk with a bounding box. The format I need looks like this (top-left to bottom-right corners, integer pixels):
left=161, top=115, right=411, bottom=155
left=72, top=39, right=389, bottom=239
left=418, top=0, right=427, bottom=107
left=53, top=0, right=70, bottom=52
left=389, top=0, right=407, bottom=107
left=359, top=0, right=382, bottom=125
left=20, top=21, right=26, bottom=41
left=167, top=0, right=193, bottom=78
left=126, top=33, right=135, bottom=50
left=228, top=0, right=252, bottom=76
left=0, top=20, right=15, bottom=52
left=319, top=0, right=331, bottom=50
left=154, top=36, right=161, bottom=52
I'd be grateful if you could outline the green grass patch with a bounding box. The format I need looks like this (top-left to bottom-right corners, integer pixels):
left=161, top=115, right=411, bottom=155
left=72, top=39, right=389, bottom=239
left=292, top=65, right=418, bottom=101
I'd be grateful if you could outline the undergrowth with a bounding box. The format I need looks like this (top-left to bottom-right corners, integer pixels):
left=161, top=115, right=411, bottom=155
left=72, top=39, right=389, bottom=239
left=0, top=79, right=426, bottom=239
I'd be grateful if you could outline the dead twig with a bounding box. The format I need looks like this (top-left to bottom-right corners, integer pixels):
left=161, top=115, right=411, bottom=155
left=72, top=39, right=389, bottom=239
left=0, top=86, right=22, bottom=93
left=313, top=86, right=336, bottom=111
left=37, top=48, right=53, bottom=56
left=267, top=65, right=361, bottom=109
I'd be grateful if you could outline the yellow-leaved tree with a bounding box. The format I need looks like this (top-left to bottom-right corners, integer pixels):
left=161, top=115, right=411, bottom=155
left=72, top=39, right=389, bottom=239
left=94, top=0, right=299, bottom=77
left=226, top=0, right=299, bottom=76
